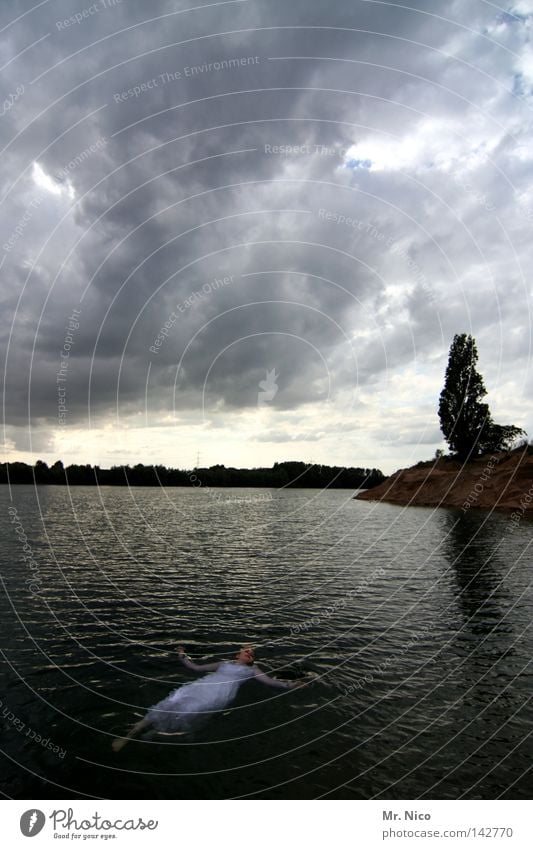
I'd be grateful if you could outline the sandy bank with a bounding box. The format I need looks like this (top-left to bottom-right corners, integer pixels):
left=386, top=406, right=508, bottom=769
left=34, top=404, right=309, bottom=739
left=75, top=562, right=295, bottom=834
left=355, top=447, right=533, bottom=512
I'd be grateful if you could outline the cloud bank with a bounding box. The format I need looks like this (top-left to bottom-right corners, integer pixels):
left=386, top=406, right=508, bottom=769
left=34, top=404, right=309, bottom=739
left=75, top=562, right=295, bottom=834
left=1, top=0, right=531, bottom=472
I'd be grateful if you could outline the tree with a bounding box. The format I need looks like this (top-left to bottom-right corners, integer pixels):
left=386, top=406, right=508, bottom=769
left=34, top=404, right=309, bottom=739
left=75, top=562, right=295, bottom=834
left=478, top=421, right=525, bottom=455
left=438, top=333, right=525, bottom=460
left=50, top=460, right=65, bottom=482
left=34, top=459, right=50, bottom=483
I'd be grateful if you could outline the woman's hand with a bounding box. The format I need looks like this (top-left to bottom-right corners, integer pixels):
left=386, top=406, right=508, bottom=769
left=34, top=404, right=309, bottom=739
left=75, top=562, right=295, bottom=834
left=176, top=645, right=186, bottom=659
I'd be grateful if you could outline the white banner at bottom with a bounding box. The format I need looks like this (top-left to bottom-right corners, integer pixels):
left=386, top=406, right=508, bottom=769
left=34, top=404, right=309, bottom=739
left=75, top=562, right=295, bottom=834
left=1, top=799, right=531, bottom=849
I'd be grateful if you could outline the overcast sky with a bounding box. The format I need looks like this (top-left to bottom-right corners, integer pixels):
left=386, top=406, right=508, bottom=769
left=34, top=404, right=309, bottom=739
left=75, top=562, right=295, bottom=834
left=1, top=0, right=532, bottom=475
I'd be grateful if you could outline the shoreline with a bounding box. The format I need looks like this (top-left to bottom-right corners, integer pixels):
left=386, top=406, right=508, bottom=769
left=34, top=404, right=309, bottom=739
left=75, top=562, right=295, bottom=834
left=354, top=446, right=533, bottom=513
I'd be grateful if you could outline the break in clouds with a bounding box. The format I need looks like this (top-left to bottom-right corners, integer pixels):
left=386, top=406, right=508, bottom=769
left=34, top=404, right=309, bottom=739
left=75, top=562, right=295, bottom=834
left=1, top=0, right=532, bottom=471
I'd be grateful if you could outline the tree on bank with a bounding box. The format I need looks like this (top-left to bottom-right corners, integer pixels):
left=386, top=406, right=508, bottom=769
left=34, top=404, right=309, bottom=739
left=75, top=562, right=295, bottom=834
left=438, top=333, right=525, bottom=460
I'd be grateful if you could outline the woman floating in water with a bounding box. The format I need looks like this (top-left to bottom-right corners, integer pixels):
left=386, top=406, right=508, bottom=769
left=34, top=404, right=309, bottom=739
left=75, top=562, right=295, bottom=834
left=112, top=645, right=306, bottom=751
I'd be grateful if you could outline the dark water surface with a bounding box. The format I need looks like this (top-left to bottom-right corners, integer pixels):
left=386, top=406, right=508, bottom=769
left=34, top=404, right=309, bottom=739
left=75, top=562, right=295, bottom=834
left=1, top=485, right=531, bottom=799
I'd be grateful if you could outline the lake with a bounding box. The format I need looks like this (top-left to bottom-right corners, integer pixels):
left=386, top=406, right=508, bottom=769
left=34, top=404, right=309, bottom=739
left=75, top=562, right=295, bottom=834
left=1, top=485, right=531, bottom=799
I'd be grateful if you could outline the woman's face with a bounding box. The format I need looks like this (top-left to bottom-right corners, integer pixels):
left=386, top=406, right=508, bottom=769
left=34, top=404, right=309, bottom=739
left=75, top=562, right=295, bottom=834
left=236, top=647, right=255, bottom=665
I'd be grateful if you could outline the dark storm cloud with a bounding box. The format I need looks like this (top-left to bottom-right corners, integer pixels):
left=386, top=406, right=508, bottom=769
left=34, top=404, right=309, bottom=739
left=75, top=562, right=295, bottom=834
left=1, top=0, right=531, bottom=445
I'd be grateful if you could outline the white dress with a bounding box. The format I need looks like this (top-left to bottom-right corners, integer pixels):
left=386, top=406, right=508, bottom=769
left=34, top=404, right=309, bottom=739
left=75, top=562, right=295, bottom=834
left=146, top=661, right=256, bottom=732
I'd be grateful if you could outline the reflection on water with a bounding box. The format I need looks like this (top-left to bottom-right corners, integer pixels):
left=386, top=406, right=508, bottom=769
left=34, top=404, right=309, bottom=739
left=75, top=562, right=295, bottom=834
left=441, top=510, right=513, bottom=634
left=0, top=486, right=531, bottom=799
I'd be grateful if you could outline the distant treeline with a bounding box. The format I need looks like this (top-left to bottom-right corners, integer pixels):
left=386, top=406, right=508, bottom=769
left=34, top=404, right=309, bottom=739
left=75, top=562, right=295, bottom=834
left=0, top=459, right=385, bottom=489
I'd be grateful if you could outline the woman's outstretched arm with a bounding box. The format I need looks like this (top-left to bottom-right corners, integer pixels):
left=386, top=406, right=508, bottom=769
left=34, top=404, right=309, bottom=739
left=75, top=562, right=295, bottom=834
left=177, top=645, right=221, bottom=673
left=253, top=666, right=307, bottom=690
